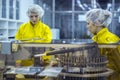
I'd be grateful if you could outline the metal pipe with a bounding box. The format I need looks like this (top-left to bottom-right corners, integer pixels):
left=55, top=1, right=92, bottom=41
left=34, top=45, right=96, bottom=57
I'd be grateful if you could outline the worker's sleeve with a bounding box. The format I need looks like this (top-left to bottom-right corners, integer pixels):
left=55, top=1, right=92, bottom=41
left=100, top=46, right=120, bottom=72
left=15, top=24, right=24, bottom=40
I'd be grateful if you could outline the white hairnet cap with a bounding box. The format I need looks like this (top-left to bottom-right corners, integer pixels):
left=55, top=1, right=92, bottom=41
left=27, top=4, right=44, bottom=18
left=86, top=9, right=112, bottom=27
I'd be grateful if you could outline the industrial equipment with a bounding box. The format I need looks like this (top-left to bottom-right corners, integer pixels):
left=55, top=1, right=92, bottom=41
left=0, top=40, right=117, bottom=80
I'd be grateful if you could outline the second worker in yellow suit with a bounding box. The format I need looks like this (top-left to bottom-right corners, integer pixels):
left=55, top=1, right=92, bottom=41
left=86, top=9, right=120, bottom=80
left=15, top=4, right=53, bottom=80
left=15, top=4, right=52, bottom=69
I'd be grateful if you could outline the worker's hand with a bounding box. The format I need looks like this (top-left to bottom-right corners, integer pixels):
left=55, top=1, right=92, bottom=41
left=39, top=56, right=45, bottom=66
left=51, top=61, right=58, bottom=67
left=39, top=56, right=49, bottom=66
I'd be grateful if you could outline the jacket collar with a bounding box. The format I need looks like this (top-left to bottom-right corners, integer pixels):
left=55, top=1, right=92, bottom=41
left=95, top=28, right=108, bottom=36
left=92, top=28, right=108, bottom=41
left=29, top=21, right=41, bottom=27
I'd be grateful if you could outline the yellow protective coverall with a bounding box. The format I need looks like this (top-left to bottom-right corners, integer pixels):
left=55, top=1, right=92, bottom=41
left=15, top=21, right=52, bottom=80
left=15, top=21, right=52, bottom=43
left=15, top=21, right=52, bottom=66
left=92, top=28, right=120, bottom=80
left=92, top=28, right=119, bottom=44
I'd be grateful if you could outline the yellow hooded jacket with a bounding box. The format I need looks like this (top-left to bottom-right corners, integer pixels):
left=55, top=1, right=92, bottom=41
left=15, top=21, right=52, bottom=66
left=92, top=28, right=119, bottom=44
left=92, top=28, right=120, bottom=72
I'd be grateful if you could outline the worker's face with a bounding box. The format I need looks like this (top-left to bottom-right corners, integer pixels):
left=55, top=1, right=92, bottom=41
left=29, top=13, right=40, bottom=25
left=86, top=21, right=97, bottom=34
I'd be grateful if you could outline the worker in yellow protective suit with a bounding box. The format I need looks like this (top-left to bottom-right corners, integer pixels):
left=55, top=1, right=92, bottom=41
left=15, top=4, right=52, bottom=66
left=86, top=9, right=120, bottom=80
left=15, top=4, right=52, bottom=80
left=15, top=8, right=52, bottom=43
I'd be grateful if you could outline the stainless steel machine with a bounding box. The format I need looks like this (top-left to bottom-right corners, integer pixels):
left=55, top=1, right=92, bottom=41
left=0, top=40, right=117, bottom=80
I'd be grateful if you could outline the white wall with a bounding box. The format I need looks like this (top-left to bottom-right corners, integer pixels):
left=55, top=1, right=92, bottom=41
left=20, top=0, right=34, bottom=22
